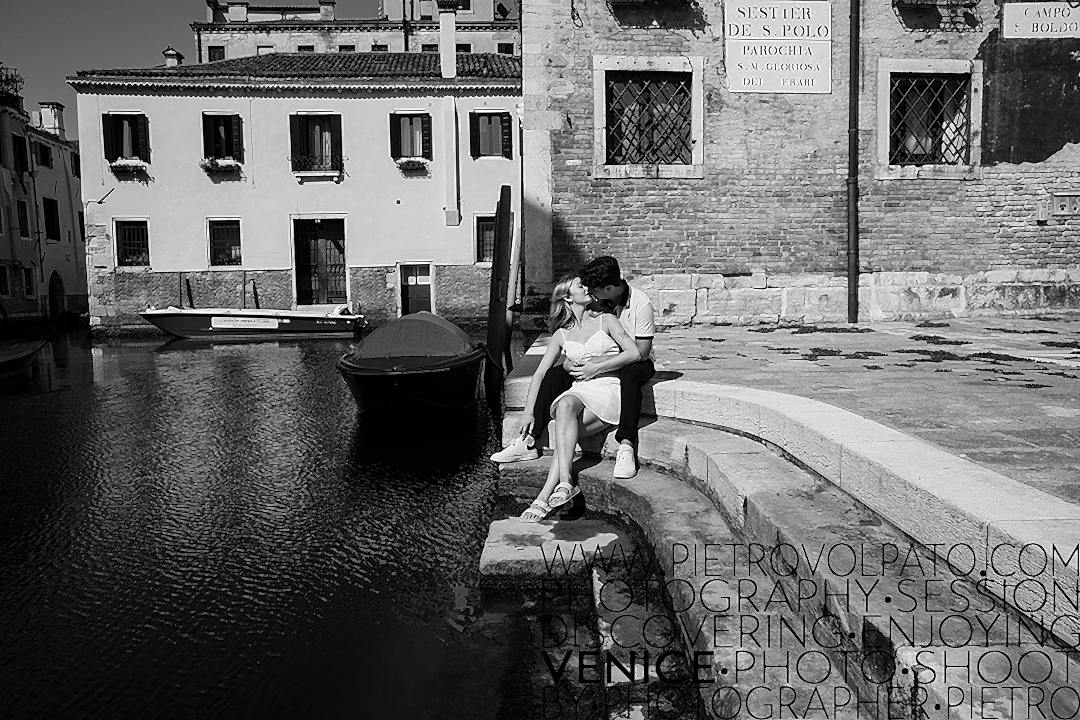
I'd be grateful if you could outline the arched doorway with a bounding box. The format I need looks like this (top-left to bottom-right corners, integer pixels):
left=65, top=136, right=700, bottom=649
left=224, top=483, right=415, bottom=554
left=48, top=272, right=66, bottom=321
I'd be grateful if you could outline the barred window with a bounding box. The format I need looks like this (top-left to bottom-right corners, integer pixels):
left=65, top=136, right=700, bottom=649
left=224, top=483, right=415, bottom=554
left=476, top=216, right=495, bottom=263
left=605, top=71, right=692, bottom=165
left=889, top=73, right=971, bottom=166
left=289, top=115, right=343, bottom=172
left=209, top=220, right=242, bottom=266
left=116, top=220, right=149, bottom=266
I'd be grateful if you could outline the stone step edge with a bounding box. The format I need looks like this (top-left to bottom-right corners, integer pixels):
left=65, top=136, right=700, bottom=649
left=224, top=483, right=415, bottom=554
left=500, top=371, right=1080, bottom=647
left=621, top=418, right=1080, bottom=712
left=501, top=458, right=872, bottom=719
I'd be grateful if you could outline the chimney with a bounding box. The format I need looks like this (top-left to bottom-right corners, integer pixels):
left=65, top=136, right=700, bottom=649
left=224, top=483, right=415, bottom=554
left=163, top=46, right=185, bottom=67
left=319, top=0, right=336, bottom=20
left=437, top=0, right=457, bottom=79
left=39, top=102, right=65, bottom=140
left=227, top=1, right=249, bottom=22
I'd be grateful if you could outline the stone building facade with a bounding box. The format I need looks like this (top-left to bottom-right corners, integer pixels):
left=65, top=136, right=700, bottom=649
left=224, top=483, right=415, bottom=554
left=0, top=67, right=88, bottom=321
left=70, top=12, right=520, bottom=332
left=193, top=0, right=520, bottom=60
left=522, top=0, right=1080, bottom=324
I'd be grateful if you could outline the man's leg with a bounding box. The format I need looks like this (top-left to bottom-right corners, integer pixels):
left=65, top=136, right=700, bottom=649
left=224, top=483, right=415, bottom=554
left=613, top=359, right=655, bottom=477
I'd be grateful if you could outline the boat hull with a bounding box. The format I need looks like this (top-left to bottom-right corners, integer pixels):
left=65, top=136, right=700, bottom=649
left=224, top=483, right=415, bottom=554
left=337, top=350, right=486, bottom=414
left=140, top=309, right=362, bottom=339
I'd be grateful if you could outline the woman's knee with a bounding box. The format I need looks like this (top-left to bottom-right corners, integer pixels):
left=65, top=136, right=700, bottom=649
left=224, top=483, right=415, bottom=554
left=554, top=395, right=583, bottom=419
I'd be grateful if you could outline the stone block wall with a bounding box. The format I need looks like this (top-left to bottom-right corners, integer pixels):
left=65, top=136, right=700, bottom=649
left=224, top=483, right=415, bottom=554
left=523, top=0, right=1080, bottom=323
left=349, top=265, right=398, bottom=325
left=434, top=263, right=491, bottom=327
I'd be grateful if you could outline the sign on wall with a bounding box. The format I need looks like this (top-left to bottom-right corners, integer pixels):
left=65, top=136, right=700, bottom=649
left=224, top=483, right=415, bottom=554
left=724, top=0, right=832, bottom=93
left=1002, top=2, right=1080, bottom=38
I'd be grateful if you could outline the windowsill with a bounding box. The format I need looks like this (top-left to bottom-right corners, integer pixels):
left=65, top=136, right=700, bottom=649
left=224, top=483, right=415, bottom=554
left=875, top=164, right=982, bottom=181
left=208, top=265, right=244, bottom=271
left=114, top=265, right=151, bottom=272
left=474, top=261, right=493, bottom=268
left=593, top=163, right=705, bottom=179
left=474, top=155, right=512, bottom=161
left=293, top=170, right=342, bottom=184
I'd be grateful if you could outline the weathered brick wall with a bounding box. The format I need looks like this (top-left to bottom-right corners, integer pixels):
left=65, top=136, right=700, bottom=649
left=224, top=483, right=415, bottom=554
left=524, top=0, right=1080, bottom=322
left=434, top=264, right=491, bottom=326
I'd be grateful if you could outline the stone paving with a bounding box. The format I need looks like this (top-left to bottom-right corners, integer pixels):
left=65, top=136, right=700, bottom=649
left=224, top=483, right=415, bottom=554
left=648, top=313, right=1080, bottom=504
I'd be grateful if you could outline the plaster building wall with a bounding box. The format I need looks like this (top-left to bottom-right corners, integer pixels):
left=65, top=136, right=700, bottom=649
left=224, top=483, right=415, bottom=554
left=0, top=100, right=87, bottom=320
left=74, top=89, right=520, bottom=329
left=522, top=0, right=1080, bottom=324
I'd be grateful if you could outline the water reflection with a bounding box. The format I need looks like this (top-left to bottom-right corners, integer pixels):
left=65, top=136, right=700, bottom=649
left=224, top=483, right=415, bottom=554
left=0, top=331, right=507, bottom=719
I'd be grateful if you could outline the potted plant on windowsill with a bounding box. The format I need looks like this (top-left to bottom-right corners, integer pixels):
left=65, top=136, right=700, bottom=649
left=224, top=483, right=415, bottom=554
left=396, top=157, right=430, bottom=176
left=199, top=156, right=241, bottom=174
left=109, top=157, right=149, bottom=174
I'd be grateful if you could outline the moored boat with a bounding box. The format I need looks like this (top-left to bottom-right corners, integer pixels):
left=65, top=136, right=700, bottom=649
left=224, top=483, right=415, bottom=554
left=337, top=312, right=486, bottom=414
left=0, top=339, right=47, bottom=379
left=140, top=306, right=364, bottom=339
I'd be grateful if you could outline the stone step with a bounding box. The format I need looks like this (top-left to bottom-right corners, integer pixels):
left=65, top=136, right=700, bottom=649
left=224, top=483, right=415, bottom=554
left=498, top=457, right=866, bottom=719
left=626, top=417, right=1080, bottom=720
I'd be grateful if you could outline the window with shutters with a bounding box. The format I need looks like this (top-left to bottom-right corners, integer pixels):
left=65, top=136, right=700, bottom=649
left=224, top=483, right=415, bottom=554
left=36, top=143, right=53, bottom=168
left=593, top=56, right=705, bottom=179
left=208, top=219, right=242, bottom=266
left=208, top=46, right=226, bottom=61
left=289, top=114, right=343, bottom=174
left=469, top=112, right=512, bottom=159
left=17, top=200, right=29, bottom=237
left=475, top=216, right=495, bottom=263
left=202, top=113, right=244, bottom=161
left=389, top=113, right=432, bottom=160
left=42, top=197, right=61, bottom=241
left=102, top=114, right=151, bottom=163
left=115, top=220, right=150, bottom=266
left=876, top=59, right=982, bottom=179
left=12, top=133, right=28, bottom=174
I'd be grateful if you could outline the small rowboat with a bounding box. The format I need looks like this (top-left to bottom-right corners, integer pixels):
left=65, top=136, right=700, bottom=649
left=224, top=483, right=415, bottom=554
left=140, top=306, right=364, bottom=339
left=337, top=312, right=486, bottom=414
left=0, top=339, right=47, bottom=378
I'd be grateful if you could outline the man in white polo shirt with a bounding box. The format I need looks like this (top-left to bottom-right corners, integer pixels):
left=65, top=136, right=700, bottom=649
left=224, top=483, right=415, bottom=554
left=491, top=256, right=655, bottom=479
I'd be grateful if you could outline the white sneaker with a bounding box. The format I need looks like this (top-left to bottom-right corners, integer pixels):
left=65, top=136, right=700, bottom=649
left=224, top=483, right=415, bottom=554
left=490, top=437, right=540, bottom=463
left=613, top=445, right=637, bottom=479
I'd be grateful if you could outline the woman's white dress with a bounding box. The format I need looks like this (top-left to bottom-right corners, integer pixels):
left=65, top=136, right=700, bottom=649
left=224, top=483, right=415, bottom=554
left=549, top=326, right=621, bottom=425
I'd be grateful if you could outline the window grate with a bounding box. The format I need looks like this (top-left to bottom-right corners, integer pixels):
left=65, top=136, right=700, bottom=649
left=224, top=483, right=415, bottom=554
left=606, top=71, right=692, bottom=165
left=476, top=217, right=495, bottom=262
left=209, top=220, right=242, bottom=266
left=116, top=221, right=149, bottom=266
left=889, top=73, right=970, bottom=166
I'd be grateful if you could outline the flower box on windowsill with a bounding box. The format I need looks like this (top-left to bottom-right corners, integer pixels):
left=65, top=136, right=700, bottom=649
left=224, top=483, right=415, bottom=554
left=109, top=158, right=149, bottom=174
left=199, top=157, right=242, bottom=174
left=396, top=158, right=430, bottom=176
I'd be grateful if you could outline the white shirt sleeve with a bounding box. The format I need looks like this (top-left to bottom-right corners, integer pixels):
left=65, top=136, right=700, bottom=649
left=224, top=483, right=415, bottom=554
left=635, top=297, right=655, bottom=338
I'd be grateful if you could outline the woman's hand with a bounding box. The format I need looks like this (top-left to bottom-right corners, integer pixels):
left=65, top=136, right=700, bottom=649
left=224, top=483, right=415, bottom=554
left=518, top=412, right=535, bottom=439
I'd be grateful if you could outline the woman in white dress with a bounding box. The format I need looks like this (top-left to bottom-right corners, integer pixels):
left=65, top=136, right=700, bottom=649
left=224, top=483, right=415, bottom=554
left=516, top=273, right=641, bottom=522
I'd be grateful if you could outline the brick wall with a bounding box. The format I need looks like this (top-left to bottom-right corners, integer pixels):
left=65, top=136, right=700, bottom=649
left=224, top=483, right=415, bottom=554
left=523, top=0, right=1080, bottom=322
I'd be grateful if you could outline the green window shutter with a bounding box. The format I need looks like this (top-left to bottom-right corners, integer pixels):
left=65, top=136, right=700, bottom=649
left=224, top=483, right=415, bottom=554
left=231, top=116, right=244, bottom=163
left=289, top=115, right=302, bottom=169
left=421, top=114, right=432, bottom=160
left=500, top=113, right=513, bottom=159
left=134, top=115, right=150, bottom=163
left=102, top=115, right=119, bottom=162
left=330, top=115, right=343, bottom=170
left=389, top=114, right=402, bottom=159
left=469, top=112, right=480, bottom=158
left=202, top=114, right=214, bottom=157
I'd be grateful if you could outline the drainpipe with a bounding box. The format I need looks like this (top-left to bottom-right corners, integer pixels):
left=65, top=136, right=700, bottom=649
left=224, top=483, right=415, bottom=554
left=401, top=0, right=411, bottom=51
left=846, top=0, right=861, bottom=323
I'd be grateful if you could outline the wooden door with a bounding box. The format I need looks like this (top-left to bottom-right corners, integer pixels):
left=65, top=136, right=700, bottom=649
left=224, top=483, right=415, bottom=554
left=294, top=219, right=347, bottom=305
left=400, top=264, right=431, bottom=315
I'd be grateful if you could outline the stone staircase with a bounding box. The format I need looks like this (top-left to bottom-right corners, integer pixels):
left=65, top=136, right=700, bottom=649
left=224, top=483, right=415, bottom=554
left=492, top=422, right=1080, bottom=718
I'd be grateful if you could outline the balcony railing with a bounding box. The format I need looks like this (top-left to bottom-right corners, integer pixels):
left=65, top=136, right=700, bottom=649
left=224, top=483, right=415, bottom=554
left=290, top=154, right=343, bottom=172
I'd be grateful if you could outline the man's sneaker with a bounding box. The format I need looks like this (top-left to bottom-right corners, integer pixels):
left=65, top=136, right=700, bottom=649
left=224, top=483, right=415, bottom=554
left=490, top=437, right=540, bottom=463
left=613, top=444, right=637, bottom=479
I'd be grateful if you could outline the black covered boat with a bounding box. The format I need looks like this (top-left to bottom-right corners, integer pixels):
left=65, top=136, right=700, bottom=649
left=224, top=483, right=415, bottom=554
left=337, top=312, right=486, bottom=414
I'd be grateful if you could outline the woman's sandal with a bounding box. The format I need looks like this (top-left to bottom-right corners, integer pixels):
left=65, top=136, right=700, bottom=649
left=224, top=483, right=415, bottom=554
left=548, top=482, right=581, bottom=509
left=519, top=499, right=553, bottom=522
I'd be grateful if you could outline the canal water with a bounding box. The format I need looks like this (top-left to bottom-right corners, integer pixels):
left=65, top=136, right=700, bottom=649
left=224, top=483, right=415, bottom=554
left=0, top=330, right=529, bottom=719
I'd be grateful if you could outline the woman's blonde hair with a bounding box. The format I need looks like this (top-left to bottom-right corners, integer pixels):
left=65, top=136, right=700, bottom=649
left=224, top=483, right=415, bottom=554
left=547, top=273, right=579, bottom=334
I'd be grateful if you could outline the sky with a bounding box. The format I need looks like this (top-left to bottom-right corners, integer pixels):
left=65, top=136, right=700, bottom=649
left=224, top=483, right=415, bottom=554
left=1, top=0, right=383, bottom=140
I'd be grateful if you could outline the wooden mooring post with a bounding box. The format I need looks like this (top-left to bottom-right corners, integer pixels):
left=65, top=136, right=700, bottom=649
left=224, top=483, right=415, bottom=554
left=484, top=185, right=514, bottom=398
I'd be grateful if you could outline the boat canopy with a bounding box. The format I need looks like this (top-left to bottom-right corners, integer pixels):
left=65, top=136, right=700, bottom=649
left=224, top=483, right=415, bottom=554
left=351, top=311, right=475, bottom=358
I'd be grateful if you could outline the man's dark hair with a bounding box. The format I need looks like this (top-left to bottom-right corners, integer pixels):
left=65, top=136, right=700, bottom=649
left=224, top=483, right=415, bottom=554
left=580, top=256, right=622, bottom=289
